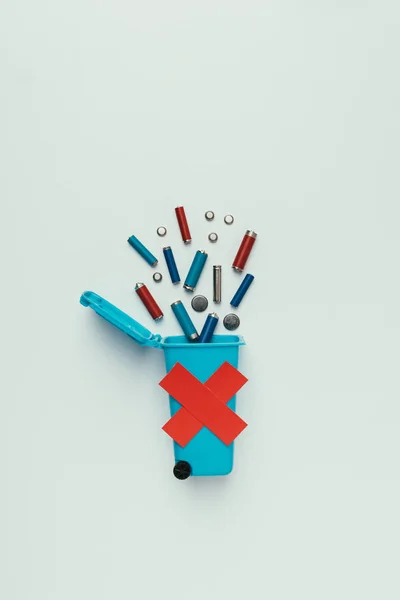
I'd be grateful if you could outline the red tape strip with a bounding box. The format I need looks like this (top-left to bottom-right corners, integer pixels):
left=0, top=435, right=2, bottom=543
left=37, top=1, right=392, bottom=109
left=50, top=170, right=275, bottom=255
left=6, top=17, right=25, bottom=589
left=160, top=362, right=248, bottom=446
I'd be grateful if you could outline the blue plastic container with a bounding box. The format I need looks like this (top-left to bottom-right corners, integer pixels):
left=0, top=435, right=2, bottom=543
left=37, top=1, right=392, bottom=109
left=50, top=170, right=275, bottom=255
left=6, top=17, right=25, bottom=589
left=80, top=291, right=245, bottom=477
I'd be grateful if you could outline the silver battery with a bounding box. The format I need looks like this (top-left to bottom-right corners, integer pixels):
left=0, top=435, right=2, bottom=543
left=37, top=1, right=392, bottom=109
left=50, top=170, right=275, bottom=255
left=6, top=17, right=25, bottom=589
left=223, top=313, right=240, bottom=331
left=213, top=265, right=222, bottom=304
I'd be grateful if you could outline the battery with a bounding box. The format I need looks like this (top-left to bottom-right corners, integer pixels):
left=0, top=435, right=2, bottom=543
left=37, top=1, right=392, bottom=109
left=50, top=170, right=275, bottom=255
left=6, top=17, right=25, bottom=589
left=223, top=313, right=240, bottom=331
left=191, top=294, right=208, bottom=312
left=183, top=250, right=208, bottom=291
left=135, top=283, right=163, bottom=321
left=198, top=312, right=219, bottom=343
left=153, top=272, right=163, bottom=283
left=128, top=234, right=158, bottom=267
left=175, top=206, right=192, bottom=243
left=163, top=246, right=180, bottom=284
left=232, top=230, right=257, bottom=272
left=213, top=265, right=222, bottom=303
left=230, top=274, right=255, bottom=308
left=171, top=300, right=199, bottom=341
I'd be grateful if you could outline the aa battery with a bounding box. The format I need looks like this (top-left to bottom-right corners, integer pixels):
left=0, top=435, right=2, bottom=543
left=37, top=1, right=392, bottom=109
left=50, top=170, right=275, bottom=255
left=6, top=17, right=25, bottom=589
left=232, top=230, right=257, bottom=272
left=135, top=283, right=163, bottom=321
left=163, top=246, right=180, bottom=284
left=171, top=300, right=198, bottom=341
left=230, top=274, right=255, bottom=308
left=128, top=234, right=158, bottom=267
left=183, top=250, right=208, bottom=291
left=198, top=312, right=219, bottom=343
left=175, top=206, right=192, bottom=243
left=213, top=265, right=222, bottom=303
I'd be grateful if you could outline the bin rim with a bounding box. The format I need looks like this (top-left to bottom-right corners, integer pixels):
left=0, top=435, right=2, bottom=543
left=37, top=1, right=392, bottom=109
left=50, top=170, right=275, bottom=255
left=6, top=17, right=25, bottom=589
left=160, top=334, right=245, bottom=348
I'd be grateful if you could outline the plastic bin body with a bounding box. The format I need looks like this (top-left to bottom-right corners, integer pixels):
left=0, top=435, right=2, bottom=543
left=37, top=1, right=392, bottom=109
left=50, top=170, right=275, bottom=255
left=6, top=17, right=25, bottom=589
left=80, top=292, right=245, bottom=477
left=162, top=334, right=243, bottom=476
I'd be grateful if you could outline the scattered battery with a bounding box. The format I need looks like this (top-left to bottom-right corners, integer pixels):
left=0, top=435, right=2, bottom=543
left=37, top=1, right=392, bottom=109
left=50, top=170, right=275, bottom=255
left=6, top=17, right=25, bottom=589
left=171, top=300, right=199, bottom=341
left=175, top=206, right=192, bottom=243
left=205, top=211, right=215, bottom=221
left=224, top=214, right=234, bottom=225
left=157, top=226, right=167, bottom=237
left=213, top=265, right=222, bottom=304
left=198, top=312, right=219, bottom=343
left=183, top=250, right=208, bottom=291
left=135, top=283, right=163, bottom=321
left=163, top=246, right=180, bottom=284
left=208, top=232, right=218, bottom=243
left=230, top=274, right=254, bottom=307
left=127, top=235, right=158, bottom=267
left=223, top=313, right=240, bottom=331
left=232, top=230, right=257, bottom=272
left=153, top=272, right=163, bottom=283
left=191, top=295, right=208, bottom=312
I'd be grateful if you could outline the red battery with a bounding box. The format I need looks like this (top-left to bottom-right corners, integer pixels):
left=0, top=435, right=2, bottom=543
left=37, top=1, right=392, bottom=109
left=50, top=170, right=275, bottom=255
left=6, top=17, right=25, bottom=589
left=135, top=283, right=163, bottom=321
left=232, top=230, right=257, bottom=272
left=175, top=206, right=192, bottom=243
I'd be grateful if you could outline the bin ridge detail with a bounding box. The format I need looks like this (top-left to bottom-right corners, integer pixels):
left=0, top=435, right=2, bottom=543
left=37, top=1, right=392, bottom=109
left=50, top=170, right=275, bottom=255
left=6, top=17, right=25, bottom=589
left=160, top=362, right=248, bottom=447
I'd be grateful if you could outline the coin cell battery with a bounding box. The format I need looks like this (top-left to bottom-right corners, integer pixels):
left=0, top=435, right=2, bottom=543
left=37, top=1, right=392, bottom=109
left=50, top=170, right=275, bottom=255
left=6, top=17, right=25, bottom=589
left=191, top=295, right=209, bottom=312
left=153, top=272, right=163, bottom=283
left=223, top=313, right=240, bottom=331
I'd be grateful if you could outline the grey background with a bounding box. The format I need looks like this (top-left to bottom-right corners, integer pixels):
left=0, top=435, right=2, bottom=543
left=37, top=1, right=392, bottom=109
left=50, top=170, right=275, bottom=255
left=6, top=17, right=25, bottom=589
left=1, top=2, right=400, bottom=599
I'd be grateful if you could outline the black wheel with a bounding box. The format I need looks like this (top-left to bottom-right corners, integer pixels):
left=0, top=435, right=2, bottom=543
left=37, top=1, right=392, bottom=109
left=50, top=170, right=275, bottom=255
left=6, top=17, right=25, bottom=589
left=173, top=461, right=191, bottom=480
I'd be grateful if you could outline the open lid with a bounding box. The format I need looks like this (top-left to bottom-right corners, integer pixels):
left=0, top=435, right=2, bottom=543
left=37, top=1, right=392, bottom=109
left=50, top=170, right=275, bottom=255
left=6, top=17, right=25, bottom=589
left=80, top=291, right=162, bottom=348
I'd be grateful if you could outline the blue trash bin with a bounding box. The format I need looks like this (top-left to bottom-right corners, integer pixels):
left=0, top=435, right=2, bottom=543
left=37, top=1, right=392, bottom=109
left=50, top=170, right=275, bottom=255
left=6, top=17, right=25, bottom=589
left=80, top=291, right=245, bottom=478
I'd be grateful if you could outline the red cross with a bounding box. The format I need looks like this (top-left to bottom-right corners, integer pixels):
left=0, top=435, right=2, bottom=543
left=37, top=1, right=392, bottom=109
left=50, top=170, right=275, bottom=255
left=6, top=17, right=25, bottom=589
left=159, top=362, right=248, bottom=447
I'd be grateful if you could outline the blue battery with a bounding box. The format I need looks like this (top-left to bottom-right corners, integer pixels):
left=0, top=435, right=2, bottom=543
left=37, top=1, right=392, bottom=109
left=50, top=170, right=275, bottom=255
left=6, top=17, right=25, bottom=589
left=163, top=246, right=180, bottom=284
left=183, top=250, right=208, bottom=291
left=127, top=234, right=158, bottom=267
left=171, top=300, right=199, bottom=341
left=230, top=273, right=255, bottom=308
left=198, top=312, right=219, bottom=343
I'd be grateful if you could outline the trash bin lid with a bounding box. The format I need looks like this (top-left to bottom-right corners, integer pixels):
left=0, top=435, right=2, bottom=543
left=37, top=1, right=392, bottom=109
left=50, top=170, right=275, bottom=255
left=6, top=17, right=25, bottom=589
left=80, top=291, right=162, bottom=348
